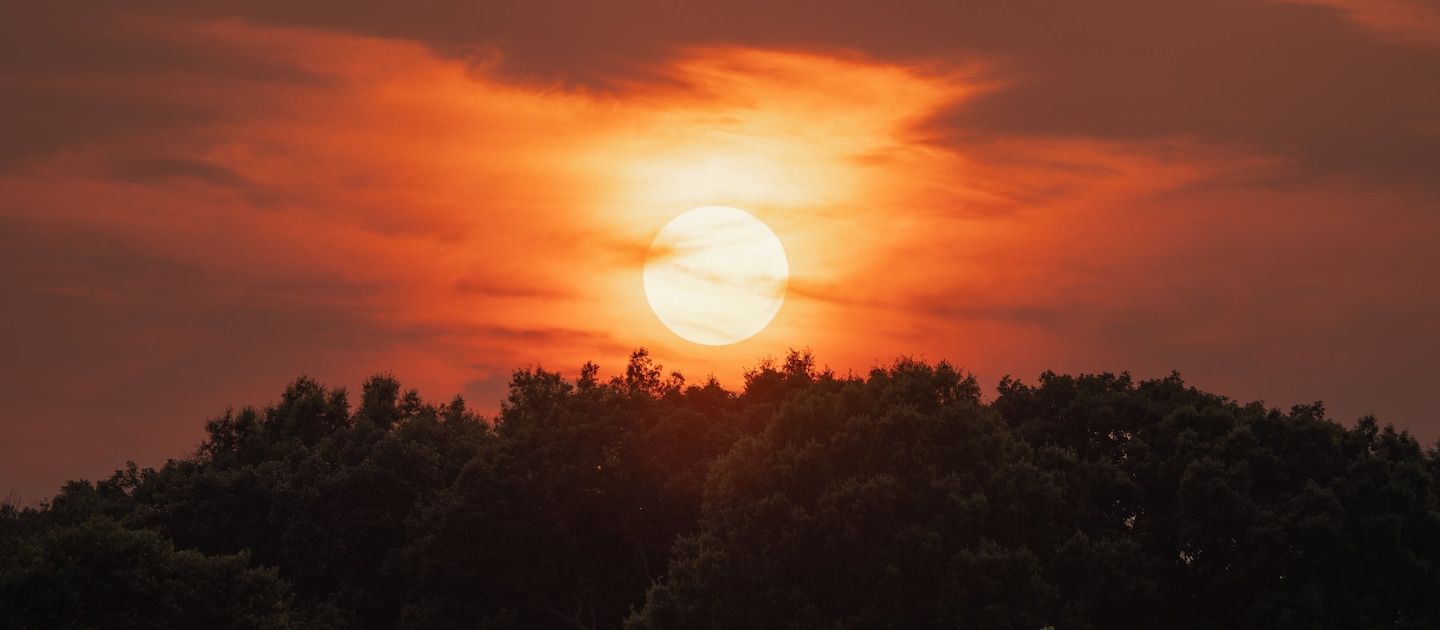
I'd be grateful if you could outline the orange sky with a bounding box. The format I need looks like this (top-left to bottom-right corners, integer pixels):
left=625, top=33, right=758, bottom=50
left=3, top=1, right=1439, bottom=501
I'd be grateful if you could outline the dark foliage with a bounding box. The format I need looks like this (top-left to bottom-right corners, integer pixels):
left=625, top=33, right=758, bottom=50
left=3, top=350, right=1438, bottom=629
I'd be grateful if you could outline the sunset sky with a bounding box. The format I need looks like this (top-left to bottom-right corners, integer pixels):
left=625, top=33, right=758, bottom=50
left=4, top=0, right=1439, bottom=501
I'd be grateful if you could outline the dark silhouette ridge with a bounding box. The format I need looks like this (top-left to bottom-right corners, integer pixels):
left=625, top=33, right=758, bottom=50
left=2, top=349, right=1437, bottom=629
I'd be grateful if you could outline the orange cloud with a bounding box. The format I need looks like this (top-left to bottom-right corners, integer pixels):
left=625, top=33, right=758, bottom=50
left=1276, top=0, right=1440, bottom=43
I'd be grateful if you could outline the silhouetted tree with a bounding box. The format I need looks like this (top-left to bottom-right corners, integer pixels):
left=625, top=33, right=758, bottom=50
left=0, top=516, right=295, bottom=629
left=3, top=350, right=1438, bottom=629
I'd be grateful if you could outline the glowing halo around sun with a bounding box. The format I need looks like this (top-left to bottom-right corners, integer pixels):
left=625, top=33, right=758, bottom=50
left=643, top=206, right=789, bottom=346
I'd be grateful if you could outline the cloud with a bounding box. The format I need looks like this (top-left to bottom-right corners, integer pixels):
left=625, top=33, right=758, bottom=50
left=45, top=0, right=1429, bottom=198
left=1276, top=0, right=1440, bottom=43
left=109, top=157, right=252, bottom=187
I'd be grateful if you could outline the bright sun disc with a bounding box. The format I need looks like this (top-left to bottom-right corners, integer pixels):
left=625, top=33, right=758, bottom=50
left=644, top=206, right=789, bottom=346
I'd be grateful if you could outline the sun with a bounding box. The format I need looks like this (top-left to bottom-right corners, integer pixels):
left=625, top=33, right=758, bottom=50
left=643, top=206, right=789, bottom=346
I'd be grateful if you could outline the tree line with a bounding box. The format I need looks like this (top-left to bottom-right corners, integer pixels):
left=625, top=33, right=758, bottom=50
left=3, top=349, right=1438, bottom=629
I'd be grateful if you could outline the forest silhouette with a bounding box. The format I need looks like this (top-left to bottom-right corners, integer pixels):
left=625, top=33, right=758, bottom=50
left=3, top=349, right=1438, bottom=629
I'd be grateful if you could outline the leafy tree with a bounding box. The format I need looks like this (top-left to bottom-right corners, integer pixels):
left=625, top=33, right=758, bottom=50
left=399, top=350, right=747, bottom=629
left=0, top=516, right=295, bottom=629
left=628, top=359, right=1148, bottom=629
left=4, top=350, right=1438, bottom=629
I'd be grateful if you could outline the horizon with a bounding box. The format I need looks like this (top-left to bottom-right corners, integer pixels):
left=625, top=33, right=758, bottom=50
left=2, top=345, right=1420, bottom=507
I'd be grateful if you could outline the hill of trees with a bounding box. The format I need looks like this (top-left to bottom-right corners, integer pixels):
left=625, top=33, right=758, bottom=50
left=3, top=350, right=1438, bottom=629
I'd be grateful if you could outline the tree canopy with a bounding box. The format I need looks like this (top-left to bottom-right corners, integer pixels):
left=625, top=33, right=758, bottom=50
left=3, top=350, right=1438, bottom=629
